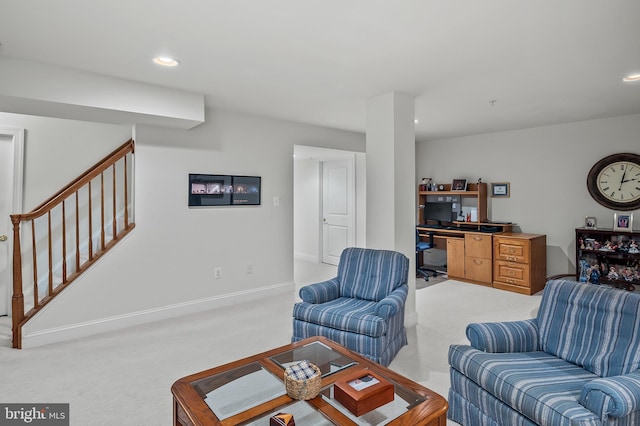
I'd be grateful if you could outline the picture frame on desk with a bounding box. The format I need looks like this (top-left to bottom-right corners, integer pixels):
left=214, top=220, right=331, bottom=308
left=613, top=213, right=633, bottom=231
left=451, top=179, right=467, bottom=191
left=491, top=182, right=510, bottom=198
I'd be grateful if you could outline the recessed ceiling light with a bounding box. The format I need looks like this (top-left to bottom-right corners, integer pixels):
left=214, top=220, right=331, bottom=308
left=414, top=119, right=420, bottom=124
left=153, top=56, right=180, bottom=67
left=623, top=73, right=640, bottom=82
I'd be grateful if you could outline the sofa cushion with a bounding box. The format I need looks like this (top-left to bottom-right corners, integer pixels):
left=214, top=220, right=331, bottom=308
left=449, top=369, right=540, bottom=426
left=337, top=248, right=409, bottom=302
left=449, top=345, right=600, bottom=425
left=292, top=297, right=386, bottom=337
left=537, top=280, right=640, bottom=377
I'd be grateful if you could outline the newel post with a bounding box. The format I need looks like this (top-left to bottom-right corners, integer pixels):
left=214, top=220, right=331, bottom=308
left=10, top=215, right=24, bottom=349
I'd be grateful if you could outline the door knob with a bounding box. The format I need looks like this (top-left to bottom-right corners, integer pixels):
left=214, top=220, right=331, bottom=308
left=0, top=235, right=7, bottom=242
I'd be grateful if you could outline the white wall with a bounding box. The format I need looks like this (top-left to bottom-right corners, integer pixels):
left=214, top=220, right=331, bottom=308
left=22, top=109, right=365, bottom=343
left=0, top=112, right=132, bottom=211
left=416, top=113, right=640, bottom=277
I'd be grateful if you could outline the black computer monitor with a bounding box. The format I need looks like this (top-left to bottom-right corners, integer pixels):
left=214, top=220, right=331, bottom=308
left=423, top=202, right=456, bottom=226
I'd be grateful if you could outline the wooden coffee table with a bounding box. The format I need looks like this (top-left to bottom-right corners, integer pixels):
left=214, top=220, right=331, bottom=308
left=171, top=336, right=447, bottom=425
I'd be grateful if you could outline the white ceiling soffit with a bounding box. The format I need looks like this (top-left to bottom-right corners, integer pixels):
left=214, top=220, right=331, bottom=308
left=0, top=57, right=204, bottom=129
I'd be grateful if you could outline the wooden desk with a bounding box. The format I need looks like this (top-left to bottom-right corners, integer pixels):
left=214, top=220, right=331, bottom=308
left=416, top=224, right=549, bottom=294
left=171, top=336, right=447, bottom=425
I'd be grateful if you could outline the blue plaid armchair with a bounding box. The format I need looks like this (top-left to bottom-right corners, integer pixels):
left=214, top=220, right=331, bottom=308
left=292, top=247, right=409, bottom=366
left=449, top=279, right=640, bottom=425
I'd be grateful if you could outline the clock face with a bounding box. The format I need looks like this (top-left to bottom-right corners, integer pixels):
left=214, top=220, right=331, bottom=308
left=587, top=153, right=640, bottom=211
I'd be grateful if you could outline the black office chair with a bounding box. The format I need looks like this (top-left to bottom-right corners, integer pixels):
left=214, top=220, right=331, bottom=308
left=416, top=228, right=439, bottom=281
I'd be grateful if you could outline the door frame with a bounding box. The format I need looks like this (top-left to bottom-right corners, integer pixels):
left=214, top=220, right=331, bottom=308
left=0, top=126, right=25, bottom=316
left=293, top=145, right=365, bottom=265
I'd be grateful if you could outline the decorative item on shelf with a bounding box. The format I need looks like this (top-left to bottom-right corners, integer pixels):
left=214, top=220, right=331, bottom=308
left=579, top=259, right=589, bottom=282
left=585, top=216, right=597, bottom=229
left=270, top=412, right=295, bottom=426
left=284, top=360, right=321, bottom=400
left=613, top=213, right=634, bottom=231
left=491, top=182, right=510, bottom=198
left=587, top=153, right=640, bottom=211
left=452, top=179, right=467, bottom=191
left=575, top=228, right=639, bottom=291
left=419, top=178, right=431, bottom=192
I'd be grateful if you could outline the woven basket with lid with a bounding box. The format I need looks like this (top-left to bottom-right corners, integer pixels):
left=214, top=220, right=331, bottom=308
left=284, top=362, right=321, bottom=400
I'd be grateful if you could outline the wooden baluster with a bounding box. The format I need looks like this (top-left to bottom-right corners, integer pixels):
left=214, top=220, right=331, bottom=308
left=62, top=200, right=67, bottom=281
left=32, top=220, right=38, bottom=307
left=75, top=191, right=80, bottom=271
left=88, top=181, right=93, bottom=260
left=11, top=216, right=24, bottom=348
left=112, top=163, right=117, bottom=239
left=100, top=173, right=105, bottom=250
left=124, top=154, right=129, bottom=229
left=48, top=211, right=53, bottom=296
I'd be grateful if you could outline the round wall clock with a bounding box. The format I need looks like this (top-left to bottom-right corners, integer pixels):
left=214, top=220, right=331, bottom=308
left=587, top=153, right=640, bottom=211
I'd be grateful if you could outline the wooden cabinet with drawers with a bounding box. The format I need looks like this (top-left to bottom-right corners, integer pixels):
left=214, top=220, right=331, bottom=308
left=446, top=237, right=466, bottom=280
left=464, top=233, right=493, bottom=285
left=493, top=233, right=547, bottom=295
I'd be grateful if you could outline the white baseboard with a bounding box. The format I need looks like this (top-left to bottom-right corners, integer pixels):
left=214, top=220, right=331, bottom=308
left=21, top=282, right=295, bottom=348
left=293, top=252, right=318, bottom=262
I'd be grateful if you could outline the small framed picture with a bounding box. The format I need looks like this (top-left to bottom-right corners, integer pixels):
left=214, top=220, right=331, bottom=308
left=613, top=213, right=633, bottom=231
left=452, top=179, right=467, bottom=191
left=491, top=182, right=510, bottom=198
left=585, top=216, right=597, bottom=229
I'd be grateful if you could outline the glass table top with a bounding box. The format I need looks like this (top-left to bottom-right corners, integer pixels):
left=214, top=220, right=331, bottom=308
left=190, top=362, right=286, bottom=420
left=240, top=374, right=428, bottom=426
left=270, top=340, right=358, bottom=377
left=186, top=340, right=428, bottom=425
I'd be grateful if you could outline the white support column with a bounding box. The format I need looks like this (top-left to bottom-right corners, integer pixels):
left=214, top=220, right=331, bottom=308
left=366, top=92, right=417, bottom=326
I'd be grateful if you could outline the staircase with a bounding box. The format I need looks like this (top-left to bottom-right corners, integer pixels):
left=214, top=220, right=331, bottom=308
left=10, top=139, right=135, bottom=348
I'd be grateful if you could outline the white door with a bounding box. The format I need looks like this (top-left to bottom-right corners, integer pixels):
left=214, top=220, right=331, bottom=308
left=0, top=128, right=24, bottom=316
left=322, top=159, right=355, bottom=265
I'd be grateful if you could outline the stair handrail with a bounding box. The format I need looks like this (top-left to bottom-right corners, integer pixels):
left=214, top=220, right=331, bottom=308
left=10, top=139, right=135, bottom=348
left=12, top=140, right=134, bottom=222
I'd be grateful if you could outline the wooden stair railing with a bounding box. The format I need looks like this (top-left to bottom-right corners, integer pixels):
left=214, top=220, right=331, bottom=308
left=10, top=139, right=135, bottom=348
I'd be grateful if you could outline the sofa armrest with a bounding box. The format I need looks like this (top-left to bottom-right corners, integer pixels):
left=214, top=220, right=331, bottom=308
left=466, top=319, right=540, bottom=353
left=375, top=285, right=408, bottom=319
left=299, top=278, right=340, bottom=304
left=580, top=370, right=640, bottom=420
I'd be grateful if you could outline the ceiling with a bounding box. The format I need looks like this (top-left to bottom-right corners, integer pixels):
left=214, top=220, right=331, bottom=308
left=1, top=0, right=639, bottom=141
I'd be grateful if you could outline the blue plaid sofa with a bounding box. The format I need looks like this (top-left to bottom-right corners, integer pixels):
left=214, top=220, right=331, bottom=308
left=448, top=279, right=640, bottom=426
left=292, top=247, right=409, bottom=366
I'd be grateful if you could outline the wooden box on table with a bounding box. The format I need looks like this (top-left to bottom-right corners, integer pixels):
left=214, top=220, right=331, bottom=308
left=333, top=369, right=394, bottom=416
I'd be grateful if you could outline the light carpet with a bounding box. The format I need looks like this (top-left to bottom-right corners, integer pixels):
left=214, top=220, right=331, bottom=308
left=0, top=280, right=543, bottom=425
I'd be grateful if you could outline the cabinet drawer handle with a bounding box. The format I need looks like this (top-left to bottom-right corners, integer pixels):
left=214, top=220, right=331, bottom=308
left=473, top=236, right=483, bottom=241
left=508, top=248, right=515, bottom=253
left=473, top=259, right=483, bottom=265
left=507, top=279, right=515, bottom=283
left=506, top=256, right=516, bottom=261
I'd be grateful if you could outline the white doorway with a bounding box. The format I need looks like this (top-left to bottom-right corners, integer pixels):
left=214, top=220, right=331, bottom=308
left=293, top=146, right=365, bottom=270
left=322, top=159, right=355, bottom=265
left=0, top=127, right=24, bottom=317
